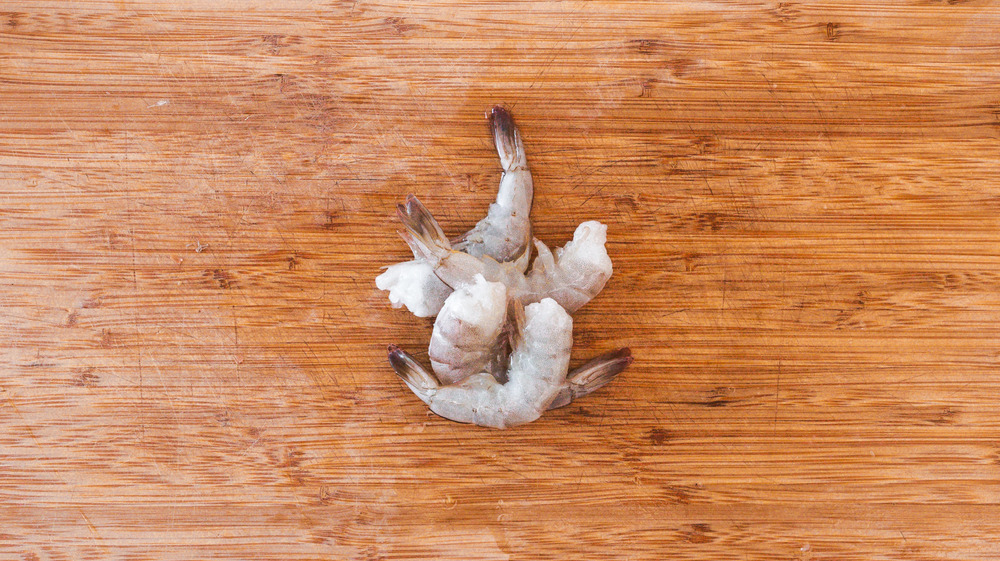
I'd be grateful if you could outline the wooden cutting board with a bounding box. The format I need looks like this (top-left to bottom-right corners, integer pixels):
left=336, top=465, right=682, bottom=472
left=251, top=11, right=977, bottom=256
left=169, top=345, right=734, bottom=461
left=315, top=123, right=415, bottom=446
left=3, top=2, right=999, bottom=559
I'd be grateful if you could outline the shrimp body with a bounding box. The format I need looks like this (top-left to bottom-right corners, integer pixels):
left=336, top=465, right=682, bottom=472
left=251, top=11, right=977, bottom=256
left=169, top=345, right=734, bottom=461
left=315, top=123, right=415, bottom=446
left=392, top=298, right=572, bottom=428
left=452, top=106, right=534, bottom=266
left=375, top=260, right=451, bottom=318
left=389, top=299, right=633, bottom=428
left=522, top=221, right=613, bottom=312
left=428, top=274, right=508, bottom=384
left=402, top=217, right=613, bottom=314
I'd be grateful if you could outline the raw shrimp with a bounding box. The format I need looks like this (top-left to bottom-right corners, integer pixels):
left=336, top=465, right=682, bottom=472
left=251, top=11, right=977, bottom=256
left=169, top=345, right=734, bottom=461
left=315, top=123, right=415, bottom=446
left=399, top=201, right=613, bottom=313
left=523, top=221, right=613, bottom=313
left=428, top=274, right=509, bottom=385
left=392, top=298, right=570, bottom=428
left=452, top=106, right=534, bottom=266
left=388, top=298, right=632, bottom=428
left=375, top=105, right=535, bottom=317
left=389, top=342, right=632, bottom=427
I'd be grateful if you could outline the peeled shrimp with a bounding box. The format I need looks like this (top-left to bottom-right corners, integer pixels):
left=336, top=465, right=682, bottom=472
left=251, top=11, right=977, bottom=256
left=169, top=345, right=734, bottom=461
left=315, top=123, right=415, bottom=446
left=375, top=196, right=455, bottom=317
left=389, top=298, right=632, bottom=428
left=375, top=106, right=534, bottom=318
left=428, top=274, right=509, bottom=385
left=377, top=106, right=630, bottom=427
left=452, top=106, right=534, bottom=265
left=399, top=202, right=613, bottom=313
left=523, top=221, right=613, bottom=313
left=427, top=252, right=611, bottom=386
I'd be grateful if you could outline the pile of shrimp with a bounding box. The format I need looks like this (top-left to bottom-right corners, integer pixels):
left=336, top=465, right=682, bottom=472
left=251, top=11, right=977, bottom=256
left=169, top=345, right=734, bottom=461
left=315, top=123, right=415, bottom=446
left=376, top=106, right=632, bottom=429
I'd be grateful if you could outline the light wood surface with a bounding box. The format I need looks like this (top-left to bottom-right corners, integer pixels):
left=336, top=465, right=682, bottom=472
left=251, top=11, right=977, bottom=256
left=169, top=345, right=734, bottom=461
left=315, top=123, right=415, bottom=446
left=3, top=1, right=1000, bottom=559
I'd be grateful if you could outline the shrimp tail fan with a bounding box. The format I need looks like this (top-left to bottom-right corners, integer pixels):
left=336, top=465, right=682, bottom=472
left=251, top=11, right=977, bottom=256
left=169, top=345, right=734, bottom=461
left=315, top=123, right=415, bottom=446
left=489, top=105, right=526, bottom=171
left=387, top=345, right=440, bottom=392
left=397, top=195, right=451, bottom=261
left=548, top=347, right=633, bottom=410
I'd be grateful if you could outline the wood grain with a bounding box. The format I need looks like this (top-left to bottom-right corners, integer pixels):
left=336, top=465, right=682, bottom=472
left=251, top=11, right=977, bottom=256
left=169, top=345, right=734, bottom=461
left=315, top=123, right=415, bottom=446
left=2, top=1, right=1000, bottom=559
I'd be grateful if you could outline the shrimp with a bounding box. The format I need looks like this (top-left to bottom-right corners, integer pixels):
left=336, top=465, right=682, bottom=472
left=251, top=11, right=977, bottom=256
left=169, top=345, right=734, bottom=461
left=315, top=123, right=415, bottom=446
left=399, top=202, right=613, bottom=313
left=393, top=298, right=570, bottom=428
left=375, top=105, right=534, bottom=318
left=452, top=106, right=534, bottom=266
left=388, top=298, right=633, bottom=428
left=428, top=274, right=509, bottom=385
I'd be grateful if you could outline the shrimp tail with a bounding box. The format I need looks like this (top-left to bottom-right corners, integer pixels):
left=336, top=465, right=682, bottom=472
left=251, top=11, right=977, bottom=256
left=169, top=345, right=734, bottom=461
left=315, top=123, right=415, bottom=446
left=396, top=194, right=452, bottom=262
left=387, top=344, right=440, bottom=393
left=489, top=105, right=527, bottom=171
left=547, top=347, right=633, bottom=410
left=397, top=225, right=449, bottom=266
left=398, top=230, right=434, bottom=263
left=397, top=195, right=449, bottom=249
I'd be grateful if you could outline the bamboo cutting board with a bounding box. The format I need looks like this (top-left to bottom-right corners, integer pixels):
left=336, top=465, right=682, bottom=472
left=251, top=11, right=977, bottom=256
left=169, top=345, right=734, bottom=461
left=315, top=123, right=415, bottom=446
left=2, top=1, right=1000, bottom=559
